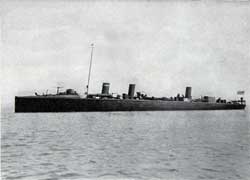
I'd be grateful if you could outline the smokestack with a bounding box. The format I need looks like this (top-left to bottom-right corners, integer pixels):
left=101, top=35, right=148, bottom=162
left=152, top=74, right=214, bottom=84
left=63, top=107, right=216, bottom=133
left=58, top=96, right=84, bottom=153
left=185, top=87, right=192, bottom=99
left=101, top=83, right=110, bottom=94
left=128, top=84, right=135, bottom=99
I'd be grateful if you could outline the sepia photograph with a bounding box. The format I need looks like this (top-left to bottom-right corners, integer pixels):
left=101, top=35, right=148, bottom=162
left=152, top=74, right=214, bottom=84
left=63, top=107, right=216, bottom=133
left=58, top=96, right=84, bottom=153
left=1, top=0, right=250, bottom=179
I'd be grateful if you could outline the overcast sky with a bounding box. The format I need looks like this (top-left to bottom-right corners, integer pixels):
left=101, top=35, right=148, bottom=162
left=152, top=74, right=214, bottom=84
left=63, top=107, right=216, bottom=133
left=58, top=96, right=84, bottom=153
left=1, top=0, right=250, bottom=106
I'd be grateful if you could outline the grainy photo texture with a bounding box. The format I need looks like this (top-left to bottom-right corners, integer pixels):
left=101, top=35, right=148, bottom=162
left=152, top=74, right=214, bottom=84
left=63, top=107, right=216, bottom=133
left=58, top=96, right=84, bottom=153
left=1, top=0, right=250, bottom=180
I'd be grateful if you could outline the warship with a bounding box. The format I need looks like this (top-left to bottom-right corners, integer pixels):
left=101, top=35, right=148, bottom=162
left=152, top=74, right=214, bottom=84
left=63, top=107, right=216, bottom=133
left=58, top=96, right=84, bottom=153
left=15, top=45, right=246, bottom=112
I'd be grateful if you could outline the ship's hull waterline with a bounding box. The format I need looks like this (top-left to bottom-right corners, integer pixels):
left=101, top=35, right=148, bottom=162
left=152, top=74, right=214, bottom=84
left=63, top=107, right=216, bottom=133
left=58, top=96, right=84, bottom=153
left=15, top=97, right=246, bottom=113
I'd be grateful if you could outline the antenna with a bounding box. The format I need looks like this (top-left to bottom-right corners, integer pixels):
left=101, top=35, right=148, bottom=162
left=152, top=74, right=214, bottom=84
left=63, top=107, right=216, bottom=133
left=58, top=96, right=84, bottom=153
left=86, top=43, right=94, bottom=96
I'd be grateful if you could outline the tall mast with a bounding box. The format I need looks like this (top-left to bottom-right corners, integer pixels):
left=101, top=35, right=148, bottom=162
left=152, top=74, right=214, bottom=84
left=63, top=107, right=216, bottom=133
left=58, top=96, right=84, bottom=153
left=86, top=43, right=94, bottom=96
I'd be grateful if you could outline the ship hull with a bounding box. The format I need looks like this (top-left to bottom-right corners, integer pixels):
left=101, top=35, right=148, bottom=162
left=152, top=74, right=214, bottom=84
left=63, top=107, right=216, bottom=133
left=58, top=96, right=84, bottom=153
left=15, top=96, right=246, bottom=112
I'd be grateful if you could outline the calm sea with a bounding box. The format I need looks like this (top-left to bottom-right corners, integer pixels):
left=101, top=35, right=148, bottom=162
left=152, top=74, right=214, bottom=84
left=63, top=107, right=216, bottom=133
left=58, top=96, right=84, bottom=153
left=1, top=107, right=250, bottom=180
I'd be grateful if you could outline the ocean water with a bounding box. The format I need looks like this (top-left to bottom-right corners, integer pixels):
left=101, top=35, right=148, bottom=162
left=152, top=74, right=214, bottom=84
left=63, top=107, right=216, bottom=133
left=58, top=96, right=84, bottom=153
left=1, top=108, right=250, bottom=180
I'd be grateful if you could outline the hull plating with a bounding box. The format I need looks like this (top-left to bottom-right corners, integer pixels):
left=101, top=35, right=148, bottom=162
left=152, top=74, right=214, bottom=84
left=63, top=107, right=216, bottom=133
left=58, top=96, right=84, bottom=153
left=15, top=97, right=246, bottom=112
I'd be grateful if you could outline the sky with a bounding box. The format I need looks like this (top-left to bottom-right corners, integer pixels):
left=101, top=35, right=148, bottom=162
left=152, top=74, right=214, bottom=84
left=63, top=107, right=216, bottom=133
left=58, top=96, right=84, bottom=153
left=1, top=0, right=250, bottom=106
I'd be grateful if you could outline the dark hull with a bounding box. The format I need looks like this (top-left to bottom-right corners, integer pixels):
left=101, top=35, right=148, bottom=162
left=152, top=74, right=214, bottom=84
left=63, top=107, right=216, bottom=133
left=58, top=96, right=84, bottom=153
left=15, top=96, right=246, bottom=112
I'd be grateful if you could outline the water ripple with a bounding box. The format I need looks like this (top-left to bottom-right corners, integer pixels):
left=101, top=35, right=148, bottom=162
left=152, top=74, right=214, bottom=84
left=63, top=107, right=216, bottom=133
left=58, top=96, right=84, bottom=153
left=2, top=110, right=250, bottom=180
left=201, top=168, right=221, bottom=173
